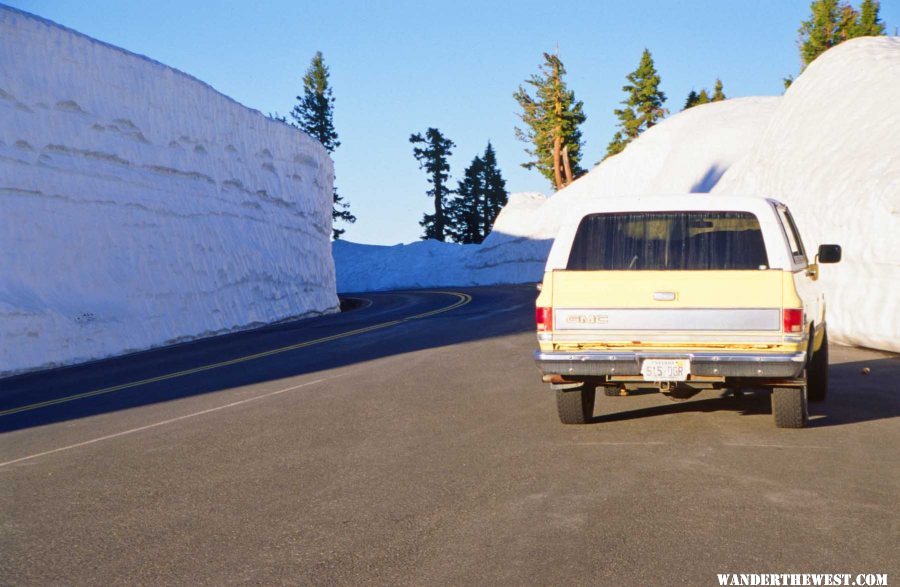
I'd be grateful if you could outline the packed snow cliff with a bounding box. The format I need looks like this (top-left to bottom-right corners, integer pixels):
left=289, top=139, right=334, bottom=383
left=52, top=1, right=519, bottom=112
left=713, top=37, right=900, bottom=352
left=335, top=37, right=899, bottom=352
left=0, top=7, right=338, bottom=376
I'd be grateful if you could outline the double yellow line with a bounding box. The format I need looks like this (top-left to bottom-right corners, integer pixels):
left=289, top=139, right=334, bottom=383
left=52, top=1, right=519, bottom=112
left=0, top=291, right=471, bottom=418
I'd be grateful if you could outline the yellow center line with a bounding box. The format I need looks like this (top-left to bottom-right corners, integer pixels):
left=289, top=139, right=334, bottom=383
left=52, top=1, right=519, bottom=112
left=1, top=291, right=472, bottom=418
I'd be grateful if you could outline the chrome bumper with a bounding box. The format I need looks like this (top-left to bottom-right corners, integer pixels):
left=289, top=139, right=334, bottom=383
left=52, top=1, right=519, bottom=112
left=534, top=350, right=807, bottom=379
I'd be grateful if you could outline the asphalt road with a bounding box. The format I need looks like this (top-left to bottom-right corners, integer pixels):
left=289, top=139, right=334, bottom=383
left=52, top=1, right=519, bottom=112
left=1, top=285, right=898, bottom=586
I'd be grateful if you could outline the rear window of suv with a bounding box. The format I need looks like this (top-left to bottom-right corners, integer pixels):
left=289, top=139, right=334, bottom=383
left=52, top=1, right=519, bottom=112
left=566, top=211, right=769, bottom=271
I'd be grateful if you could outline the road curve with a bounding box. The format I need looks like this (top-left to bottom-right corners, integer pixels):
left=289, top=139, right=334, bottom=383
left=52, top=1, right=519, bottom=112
left=1, top=285, right=898, bottom=585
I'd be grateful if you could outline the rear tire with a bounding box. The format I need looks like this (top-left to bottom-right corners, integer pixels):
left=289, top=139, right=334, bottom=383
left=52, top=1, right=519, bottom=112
left=807, top=329, right=829, bottom=403
left=556, top=385, right=596, bottom=425
left=772, top=386, right=808, bottom=428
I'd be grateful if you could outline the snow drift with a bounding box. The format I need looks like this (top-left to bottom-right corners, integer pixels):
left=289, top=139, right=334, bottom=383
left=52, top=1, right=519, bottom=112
left=0, top=7, right=338, bottom=376
left=334, top=192, right=554, bottom=292
left=713, top=37, right=900, bottom=352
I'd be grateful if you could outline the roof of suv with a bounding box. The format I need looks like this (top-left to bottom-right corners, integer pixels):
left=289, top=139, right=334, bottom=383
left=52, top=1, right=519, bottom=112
left=565, top=194, right=784, bottom=215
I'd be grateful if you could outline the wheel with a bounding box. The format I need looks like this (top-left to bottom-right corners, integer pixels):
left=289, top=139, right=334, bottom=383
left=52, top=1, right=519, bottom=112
left=807, top=329, right=829, bottom=403
left=772, top=386, right=808, bottom=428
left=556, top=384, right=596, bottom=424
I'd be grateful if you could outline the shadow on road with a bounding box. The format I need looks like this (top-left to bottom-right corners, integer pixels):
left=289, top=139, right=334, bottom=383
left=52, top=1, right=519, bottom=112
left=0, top=285, right=537, bottom=433
left=589, top=356, right=900, bottom=427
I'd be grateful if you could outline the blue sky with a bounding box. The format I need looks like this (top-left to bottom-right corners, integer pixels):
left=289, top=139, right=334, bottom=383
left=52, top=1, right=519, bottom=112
left=9, top=1, right=899, bottom=244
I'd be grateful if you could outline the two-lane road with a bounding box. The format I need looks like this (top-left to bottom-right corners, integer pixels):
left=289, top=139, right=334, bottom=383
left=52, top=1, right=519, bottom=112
left=2, top=285, right=898, bottom=585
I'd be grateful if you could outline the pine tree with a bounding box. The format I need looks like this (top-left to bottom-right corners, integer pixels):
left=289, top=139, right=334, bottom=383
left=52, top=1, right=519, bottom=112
left=712, top=79, right=726, bottom=101
left=445, top=142, right=508, bottom=244
left=799, top=0, right=845, bottom=67
left=448, top=155, right=485, bottom=244
left=851, top=0, right=885, bottom=36
left=410, top=128, right=455, bottom=242
left=291, top=51, right=355, bottom=239
left=696, top=89, right=711, bottom=105
left=605, top=49, right=667, bottom=159
left=480, top=142, right=508, bottom=239
left=514, top=52, right=586, bottom=191
left=683, top=90, right=700, bottom=110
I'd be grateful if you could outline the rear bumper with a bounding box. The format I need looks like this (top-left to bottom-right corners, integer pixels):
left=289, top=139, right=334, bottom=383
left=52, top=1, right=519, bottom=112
left=534, top=350, right=807, bottom=379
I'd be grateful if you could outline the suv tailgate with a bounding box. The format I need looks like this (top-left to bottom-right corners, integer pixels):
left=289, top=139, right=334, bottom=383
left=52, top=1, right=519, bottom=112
left=550, top=270, right=785, bottom=348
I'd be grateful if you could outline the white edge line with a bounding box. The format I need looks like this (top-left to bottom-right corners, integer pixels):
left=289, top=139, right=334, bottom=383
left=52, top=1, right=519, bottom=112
left=0, top=377, right=330, bottom=469
left=570, top=441, right=668, bottom=446
left=722, top=443, right=830, bottom=449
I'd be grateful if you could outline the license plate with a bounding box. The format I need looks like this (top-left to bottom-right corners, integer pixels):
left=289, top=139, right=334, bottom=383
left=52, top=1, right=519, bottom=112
left=641, top=359, right=690, bottom=382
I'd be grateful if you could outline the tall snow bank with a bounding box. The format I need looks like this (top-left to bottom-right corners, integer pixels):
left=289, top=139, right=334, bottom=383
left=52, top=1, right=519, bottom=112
left=334, top=98, right=778, bottom=292
left=0, top=7, right=338, bottom=376
left=714, top=37, right=900, bottom=352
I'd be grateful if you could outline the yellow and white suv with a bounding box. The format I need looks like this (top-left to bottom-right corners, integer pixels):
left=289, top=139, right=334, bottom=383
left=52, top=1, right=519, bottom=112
left=534, top=195, right=841, bottom=428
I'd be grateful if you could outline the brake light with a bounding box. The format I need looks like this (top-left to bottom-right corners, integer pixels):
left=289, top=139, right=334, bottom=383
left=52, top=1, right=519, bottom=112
left=536, top=307, right=553, bottom=332
left=783, top=308, right=803, bottom=333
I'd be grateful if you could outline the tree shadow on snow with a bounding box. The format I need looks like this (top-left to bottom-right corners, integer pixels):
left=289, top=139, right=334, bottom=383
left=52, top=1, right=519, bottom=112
left=690, top=164, right=728, bottom=193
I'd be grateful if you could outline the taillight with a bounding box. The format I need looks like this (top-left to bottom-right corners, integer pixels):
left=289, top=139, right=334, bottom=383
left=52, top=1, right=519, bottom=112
left=783, top=308, right=803, bottom=333
left=536, top=307, right=553, bottom=332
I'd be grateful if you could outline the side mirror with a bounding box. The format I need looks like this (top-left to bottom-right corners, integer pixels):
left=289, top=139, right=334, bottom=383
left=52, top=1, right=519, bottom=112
left=817, top=244, right=842, bottom=264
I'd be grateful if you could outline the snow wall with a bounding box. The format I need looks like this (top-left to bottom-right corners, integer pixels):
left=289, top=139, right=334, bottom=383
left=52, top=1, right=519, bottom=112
left=335, top=37, right=899, bottom=352
left=0, top=7, right=339, bottom=377
left=713, top=37, right=900, bottom=352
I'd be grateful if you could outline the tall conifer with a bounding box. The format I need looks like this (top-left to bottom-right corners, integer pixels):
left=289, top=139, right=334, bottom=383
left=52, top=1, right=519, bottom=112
left=481, top=142, right=508, bottom=239
left=446, top=142, right=508, bottom=244
left=449, top=156, right=485, bottom=244
left=605, top=49, right=667, bottom=159
left=410, top=128, right=455, bottom=242
left=514, top=52, right=586, bottom=190
left=291, top=52, right=355, bottom=239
